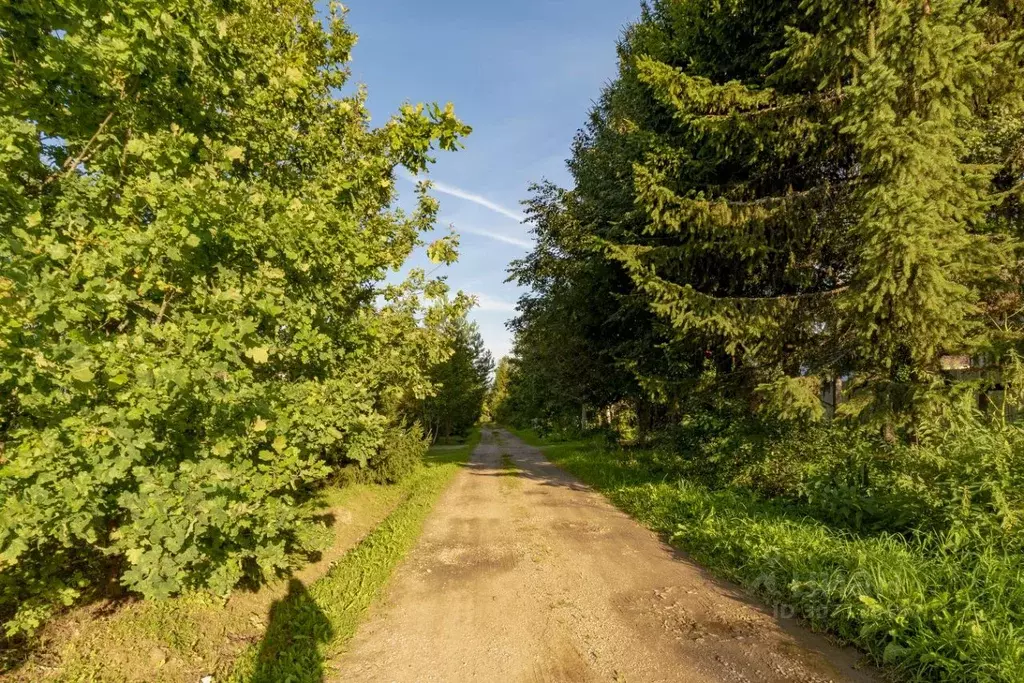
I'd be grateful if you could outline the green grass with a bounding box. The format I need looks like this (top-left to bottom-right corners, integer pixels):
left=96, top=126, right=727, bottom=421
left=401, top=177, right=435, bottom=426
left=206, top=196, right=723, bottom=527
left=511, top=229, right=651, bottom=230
left=529, top=435, right=1024, bottom=683
left=226, top=429, right=479, bottom=683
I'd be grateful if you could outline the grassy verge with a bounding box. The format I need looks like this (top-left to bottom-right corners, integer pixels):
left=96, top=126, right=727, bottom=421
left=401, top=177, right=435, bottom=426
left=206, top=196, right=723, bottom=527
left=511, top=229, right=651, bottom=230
left=524, top=435, right=1024, bottom=683
left=5, top=432, right=478, bottom=683
left=226, top=429, right=479, bottom=683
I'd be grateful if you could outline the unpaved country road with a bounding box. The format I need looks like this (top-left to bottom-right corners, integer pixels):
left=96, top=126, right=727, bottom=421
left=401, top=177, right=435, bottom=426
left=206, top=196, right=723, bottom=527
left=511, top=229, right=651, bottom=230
left=331, top=429, right=876, bottom=683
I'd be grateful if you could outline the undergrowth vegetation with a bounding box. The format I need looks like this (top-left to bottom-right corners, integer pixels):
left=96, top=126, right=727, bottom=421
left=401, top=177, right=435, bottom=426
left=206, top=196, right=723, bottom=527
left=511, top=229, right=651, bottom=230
left=646, top=410, right=1024, bottom=544
left=521, top=424, right=1024, bottom=682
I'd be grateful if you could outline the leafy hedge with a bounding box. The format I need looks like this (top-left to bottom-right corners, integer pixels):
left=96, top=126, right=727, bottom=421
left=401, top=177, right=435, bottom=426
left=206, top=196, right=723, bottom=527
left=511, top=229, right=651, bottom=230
left=0, top=0, right=470, bottom=636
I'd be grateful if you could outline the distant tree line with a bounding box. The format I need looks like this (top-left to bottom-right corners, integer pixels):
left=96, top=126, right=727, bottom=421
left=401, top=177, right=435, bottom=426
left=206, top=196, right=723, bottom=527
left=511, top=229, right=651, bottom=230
left=422, top=320, right=492, bottom=440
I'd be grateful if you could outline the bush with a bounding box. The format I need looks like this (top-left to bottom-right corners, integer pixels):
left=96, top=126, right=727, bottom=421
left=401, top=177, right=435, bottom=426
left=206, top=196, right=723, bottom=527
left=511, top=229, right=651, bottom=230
left=645, top=406, right=1024, bottom=542
left=366, top=426, right=430, bottom=485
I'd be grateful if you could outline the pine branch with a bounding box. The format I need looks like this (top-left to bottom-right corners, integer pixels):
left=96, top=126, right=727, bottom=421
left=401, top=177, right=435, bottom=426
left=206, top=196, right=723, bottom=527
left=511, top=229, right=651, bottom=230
left=713, top=285, right=849, bottom=303
left=636, top=56, right=776, bottom=117
left=634, top=166, right=856, bottom=239
left=607, top=240, right=849, bottom=302
left=698, top=90, right=844, bottom=122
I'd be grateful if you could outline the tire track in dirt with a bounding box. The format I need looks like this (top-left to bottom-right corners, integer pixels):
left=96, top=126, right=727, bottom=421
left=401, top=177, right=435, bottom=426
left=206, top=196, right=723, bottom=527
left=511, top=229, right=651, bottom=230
left=330, top=429, right=877, bottom=682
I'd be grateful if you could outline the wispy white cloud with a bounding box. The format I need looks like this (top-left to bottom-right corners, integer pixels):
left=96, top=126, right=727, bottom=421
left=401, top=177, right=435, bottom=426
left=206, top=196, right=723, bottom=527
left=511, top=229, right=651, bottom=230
left=459, top=226, right=533, bottom=249
left=401, top=171, right=526, bottom=224
left=470, top=292, right=518, bottom=313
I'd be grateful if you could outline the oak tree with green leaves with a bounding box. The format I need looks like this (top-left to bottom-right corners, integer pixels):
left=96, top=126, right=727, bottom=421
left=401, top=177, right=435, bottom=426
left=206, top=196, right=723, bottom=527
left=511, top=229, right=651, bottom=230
left=0, top=0, right=470, bottom=635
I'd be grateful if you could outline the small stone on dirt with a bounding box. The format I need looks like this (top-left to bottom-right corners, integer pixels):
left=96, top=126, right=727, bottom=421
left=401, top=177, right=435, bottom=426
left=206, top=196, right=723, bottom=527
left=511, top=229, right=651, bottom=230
left=148, top=647, right=167, bottom=668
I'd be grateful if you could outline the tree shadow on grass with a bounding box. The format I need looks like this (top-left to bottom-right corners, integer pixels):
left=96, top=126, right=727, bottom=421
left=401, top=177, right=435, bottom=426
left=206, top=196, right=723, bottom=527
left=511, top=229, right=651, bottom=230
left=246, top=578, right=332, bottom=683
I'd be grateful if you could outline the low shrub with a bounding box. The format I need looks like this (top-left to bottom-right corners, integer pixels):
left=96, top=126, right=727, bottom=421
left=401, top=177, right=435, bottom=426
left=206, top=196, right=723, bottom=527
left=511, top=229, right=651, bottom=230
left=646, top=407, right=1024, bottom=542
left=365, top=426, right=430, bottom=485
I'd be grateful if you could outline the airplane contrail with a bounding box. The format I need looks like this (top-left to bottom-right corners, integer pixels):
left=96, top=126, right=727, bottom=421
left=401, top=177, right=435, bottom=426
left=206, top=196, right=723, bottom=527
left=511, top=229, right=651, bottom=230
left=459, top=226, right=533, bottom=249
left=401, top=171, right=527, bottom=224
left=430, top=181, right=527, bottom=224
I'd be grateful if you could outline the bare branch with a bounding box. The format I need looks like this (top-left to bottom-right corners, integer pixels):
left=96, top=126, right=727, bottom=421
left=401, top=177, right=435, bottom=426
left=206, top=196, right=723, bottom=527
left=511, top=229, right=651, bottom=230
left=43, top=111, right=115, bottom=187
left=155, top=290, right=174, bottom=325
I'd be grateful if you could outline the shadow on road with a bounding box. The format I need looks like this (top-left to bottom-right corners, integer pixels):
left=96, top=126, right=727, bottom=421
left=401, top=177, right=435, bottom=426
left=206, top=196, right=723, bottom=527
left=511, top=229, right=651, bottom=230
left=464, top=443, right=595, bottom=493
left=247, top=578, right=332, bottom=683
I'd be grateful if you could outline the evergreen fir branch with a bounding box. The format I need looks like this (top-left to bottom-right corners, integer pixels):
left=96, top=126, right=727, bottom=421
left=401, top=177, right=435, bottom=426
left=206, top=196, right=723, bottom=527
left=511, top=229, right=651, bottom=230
left=614, top=242, right=849, bottom=301
left=636, top=55, right=843, bottom=124
left=600, top=239, right=845, bottom=362
left=635, top=55, right=776, bottom=117
left=697, top=90, right=844, bottom=122
left=634, top=162, right=849, bottom=238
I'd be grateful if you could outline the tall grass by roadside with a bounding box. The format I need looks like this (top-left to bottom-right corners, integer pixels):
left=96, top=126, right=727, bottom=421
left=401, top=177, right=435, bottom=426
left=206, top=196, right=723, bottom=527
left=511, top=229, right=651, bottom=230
left=521, top=433, right=1024, bottom=683
left=227, top=430, right=479, bottom=683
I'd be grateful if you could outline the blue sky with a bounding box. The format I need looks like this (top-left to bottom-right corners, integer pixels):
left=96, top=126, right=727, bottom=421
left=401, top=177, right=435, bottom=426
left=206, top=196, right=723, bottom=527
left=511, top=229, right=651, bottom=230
left=341, top=0, right=639, bottom=360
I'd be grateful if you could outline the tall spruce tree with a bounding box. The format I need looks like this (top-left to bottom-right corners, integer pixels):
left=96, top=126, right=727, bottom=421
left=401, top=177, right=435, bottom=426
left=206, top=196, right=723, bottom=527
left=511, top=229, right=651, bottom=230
left=506, top=183, right=639, bottom=427
left=602, top=0, right=1024, bottom=423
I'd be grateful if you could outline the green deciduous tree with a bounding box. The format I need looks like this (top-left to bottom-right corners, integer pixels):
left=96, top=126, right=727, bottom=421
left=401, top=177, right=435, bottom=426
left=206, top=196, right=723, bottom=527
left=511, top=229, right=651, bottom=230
left=0, top=0, right=470, bottom=634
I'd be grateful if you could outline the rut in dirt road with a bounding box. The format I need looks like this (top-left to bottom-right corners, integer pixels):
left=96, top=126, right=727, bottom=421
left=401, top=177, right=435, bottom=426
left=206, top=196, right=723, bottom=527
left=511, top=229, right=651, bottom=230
left=331, top=429, right=876, bottom=683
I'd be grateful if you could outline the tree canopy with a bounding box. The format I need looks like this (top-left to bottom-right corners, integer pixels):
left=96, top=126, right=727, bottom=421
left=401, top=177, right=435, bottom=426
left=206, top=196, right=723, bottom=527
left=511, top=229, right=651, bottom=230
left=0, top=0, right=471, bottom=634
left=498, top=5, right=1024, bottom=678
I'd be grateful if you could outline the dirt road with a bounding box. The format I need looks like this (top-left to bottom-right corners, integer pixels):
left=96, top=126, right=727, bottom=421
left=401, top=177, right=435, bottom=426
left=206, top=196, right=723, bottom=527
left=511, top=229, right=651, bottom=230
left=331, top=429, right=875, bottom=682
